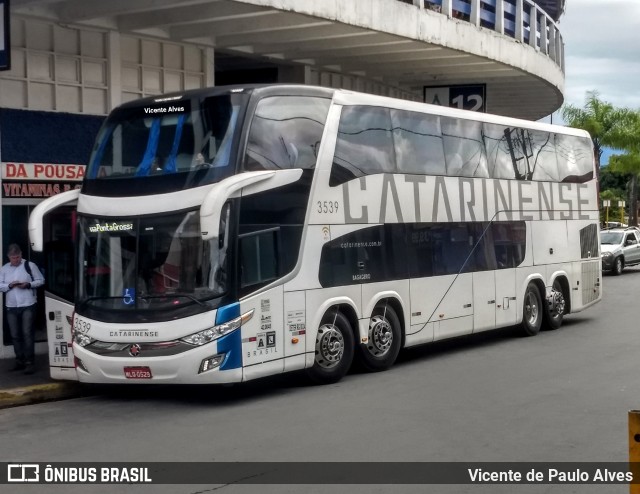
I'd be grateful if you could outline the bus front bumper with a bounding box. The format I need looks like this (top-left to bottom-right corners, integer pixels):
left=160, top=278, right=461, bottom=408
left=72, top=342, right=243, bottom=384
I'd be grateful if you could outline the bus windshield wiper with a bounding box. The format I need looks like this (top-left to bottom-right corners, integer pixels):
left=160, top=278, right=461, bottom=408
left=82, top=295, right=128, bottom=302
left=141, top=292, right=208, bottom=307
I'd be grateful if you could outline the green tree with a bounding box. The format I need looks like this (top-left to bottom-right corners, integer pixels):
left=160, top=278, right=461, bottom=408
left=609, top=152, right=640, bottom=225
left=599, top=167, right=628, bottom=197
left=561, top=91, right=629, bottom=172
left=562, top=91, right=640, bottom=224
left=607, top=111, right=640, bottom=225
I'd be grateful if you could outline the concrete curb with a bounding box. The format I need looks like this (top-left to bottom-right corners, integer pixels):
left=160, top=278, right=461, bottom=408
left=0, top=382, right=84, bottom=409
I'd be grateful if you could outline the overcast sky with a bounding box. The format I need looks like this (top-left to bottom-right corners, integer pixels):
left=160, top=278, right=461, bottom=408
left=558, top=0, right=640, bottom=111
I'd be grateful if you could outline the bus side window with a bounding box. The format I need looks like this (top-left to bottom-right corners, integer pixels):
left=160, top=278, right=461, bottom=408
left=244, top=96, right=330, bottom=171
left=330, top=105, right=396, bottom=186
left=239, top=228, right=280, bottom=295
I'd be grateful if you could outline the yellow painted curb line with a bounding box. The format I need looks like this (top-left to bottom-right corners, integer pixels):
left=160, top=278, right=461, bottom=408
left=0, top=383, right=82, bottom=409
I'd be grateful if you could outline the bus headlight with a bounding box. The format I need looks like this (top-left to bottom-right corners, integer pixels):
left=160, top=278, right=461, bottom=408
left=180, top=309, right=254, bottom=346
left=74, top=332, right=95, bottom=347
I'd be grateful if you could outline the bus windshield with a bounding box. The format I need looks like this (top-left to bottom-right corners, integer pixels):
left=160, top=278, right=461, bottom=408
left=86, top=93, right=247, bottom=181
left=77, top=208, right=230, bottom=316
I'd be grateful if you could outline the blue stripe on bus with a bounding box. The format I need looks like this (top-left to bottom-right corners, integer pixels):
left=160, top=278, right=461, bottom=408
left=216, top=302, right=242, bottom=370
left=218, top=329, right=242, bottom=371
left=135, top=119, right=161, bottom=177
left=164, top=114, right=185, bottom=173
left=215, top=302, right=240, bottom=324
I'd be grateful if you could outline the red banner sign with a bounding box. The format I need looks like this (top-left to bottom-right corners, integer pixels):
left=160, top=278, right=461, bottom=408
left=1, top=162, right=86, bottom=181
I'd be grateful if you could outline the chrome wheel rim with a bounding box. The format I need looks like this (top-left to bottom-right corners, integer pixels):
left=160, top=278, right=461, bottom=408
left=367, top=315, right=393, bottom=357
left=550, top=288, right=565, bottom=318
left=525, top=290, right=539, bottom=326
left=315, top=324, right=345, bottom=369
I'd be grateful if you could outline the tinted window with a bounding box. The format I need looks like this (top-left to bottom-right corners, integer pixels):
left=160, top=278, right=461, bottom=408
left=483, top=123, right=516, bottom=179
left=319, top=221, right=526, bottom=287
left=441, top=117, right=488, bottom=178
left=483, top=124, right=593, bottom=183
left=414, top=221, right=525, bottom=273
left=491, top=222, right=526, bottom=268
left=489, top=127, right=559, bottom=181
left=554, top=133, right=594, bottom=182
left=330, top=106, right=396, bottom=186
left=408, top=223, right=470, bottom=277
left=329, top=106, right=593, bottom=185
left=529, top=130, right=559, bottom=182
left=244, top=96, right=330, bottom=171
left=239, top=228, right=279, bottom=288
left=391, top=109, right=446, bottom=175
left=319, top=225, right=408, bottom=287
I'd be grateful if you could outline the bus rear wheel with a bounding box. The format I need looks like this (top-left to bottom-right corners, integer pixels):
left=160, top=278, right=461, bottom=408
left=307, top=310, right=354, bottom=384
left=521, top=283, right=543, bottom=336
left=358, top=304, right=402, bottom=372
left=544, top=279, right=566, bottom=330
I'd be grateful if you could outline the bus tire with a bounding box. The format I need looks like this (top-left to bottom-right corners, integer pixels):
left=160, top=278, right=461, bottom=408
left=544, top=279, right=566, bottom=330
left=307, top=310, right=354, bottom=384
left=358, top=304, right=402, bottom=372
left=521, top=283, right=543, bottom=336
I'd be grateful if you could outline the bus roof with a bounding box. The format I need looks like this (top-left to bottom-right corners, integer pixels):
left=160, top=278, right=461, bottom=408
left=116, top=84, right=335, bottom=111
left=331, top=88, right=591, bottom=139
left=115, top=83, right=590, bottom=140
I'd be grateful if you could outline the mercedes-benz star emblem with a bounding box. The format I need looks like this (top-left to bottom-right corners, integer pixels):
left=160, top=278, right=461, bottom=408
left=129, top=344, right=141, bottom=357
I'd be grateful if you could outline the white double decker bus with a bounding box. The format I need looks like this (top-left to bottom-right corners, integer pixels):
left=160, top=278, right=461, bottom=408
left=30, top=84, right=601, bottom=384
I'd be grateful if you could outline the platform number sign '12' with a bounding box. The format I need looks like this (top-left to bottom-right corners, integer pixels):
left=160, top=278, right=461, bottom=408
left=423, top=84, right=486, bottom=112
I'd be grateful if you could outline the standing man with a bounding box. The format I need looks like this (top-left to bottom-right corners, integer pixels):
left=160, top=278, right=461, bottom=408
left=0, top=244, right=45, bottom=374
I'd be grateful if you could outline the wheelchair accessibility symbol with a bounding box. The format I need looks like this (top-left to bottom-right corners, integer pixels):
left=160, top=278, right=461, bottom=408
left=123, top=288, right=135, bottom=305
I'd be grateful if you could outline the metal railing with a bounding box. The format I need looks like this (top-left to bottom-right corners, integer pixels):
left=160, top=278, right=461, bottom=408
left=405, top=0, right=564, bottom=71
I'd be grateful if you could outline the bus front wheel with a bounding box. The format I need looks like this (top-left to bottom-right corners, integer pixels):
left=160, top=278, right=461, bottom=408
left=307, top=310, right=354, bottom=384
left=521, top=283, right=543, bottom=336
left=358, top=304, right=402, bottom=372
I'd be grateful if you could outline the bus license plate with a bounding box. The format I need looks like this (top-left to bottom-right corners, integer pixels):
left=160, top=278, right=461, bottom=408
left=124, top=367, right=152, bottom=379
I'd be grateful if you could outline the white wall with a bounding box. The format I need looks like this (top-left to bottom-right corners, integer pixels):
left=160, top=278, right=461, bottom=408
left=0, top=16, right=212, bottom=115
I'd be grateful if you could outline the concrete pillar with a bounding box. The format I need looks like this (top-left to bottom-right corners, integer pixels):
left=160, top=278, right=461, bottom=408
left=442, top=0, right=453, bottom=18
left=529, top=4, right=538, bottom=48
left=470, top=0, right=480, bottom=26
left=540, top=15, right=548, bottom=55
left=515, top=0, right=524, bottom=43
left=548, top=22, right=556, bottom=62
left=495, top=0, right=505, bottom=34
left=107, top=31, right=121, bottom=112
left=205, top=47, right=215, bottom=87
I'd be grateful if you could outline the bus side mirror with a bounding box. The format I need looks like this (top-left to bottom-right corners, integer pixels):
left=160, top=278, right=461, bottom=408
left=200, top=169, right=302, bottom=241
left=200, top=171, right=276, bottom=241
